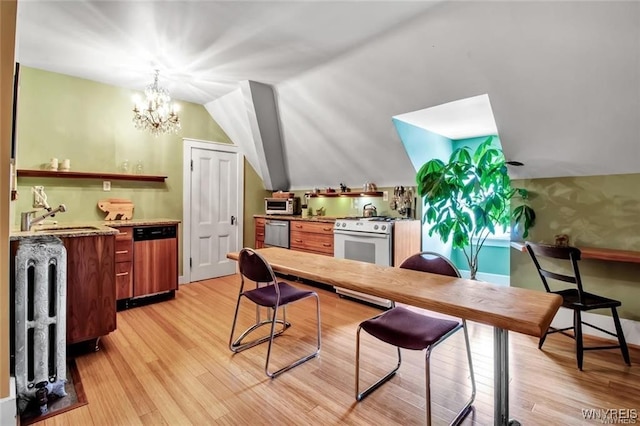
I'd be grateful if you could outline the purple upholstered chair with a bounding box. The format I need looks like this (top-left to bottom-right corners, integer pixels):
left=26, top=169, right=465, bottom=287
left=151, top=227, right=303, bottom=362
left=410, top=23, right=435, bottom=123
left=229, top=248, right=321, bottom=378
left=355, top=251, right=476, bottom=426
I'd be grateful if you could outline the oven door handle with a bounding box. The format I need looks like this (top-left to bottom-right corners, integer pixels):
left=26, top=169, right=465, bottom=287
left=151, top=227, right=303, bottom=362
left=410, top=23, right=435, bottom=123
left=334, top=230, right=390, bottom=239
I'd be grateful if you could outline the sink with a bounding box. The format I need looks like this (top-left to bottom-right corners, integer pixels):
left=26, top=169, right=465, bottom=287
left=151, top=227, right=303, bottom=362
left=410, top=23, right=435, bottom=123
left=32, top=225, right=102, bottom=233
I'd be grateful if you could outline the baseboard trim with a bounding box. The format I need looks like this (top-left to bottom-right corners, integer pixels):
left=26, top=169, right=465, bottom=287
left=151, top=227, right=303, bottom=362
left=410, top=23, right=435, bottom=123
left=0, top=377, right=17, bottom=426
left=551, top=308, right=640, bottom=347
left=459, top=270, right=510, bottom=286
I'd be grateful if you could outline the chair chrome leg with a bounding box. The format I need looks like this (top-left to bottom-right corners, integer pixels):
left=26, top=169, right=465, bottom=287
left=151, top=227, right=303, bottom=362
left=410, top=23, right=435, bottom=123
left=425, top=347, right=433, bottom=426
left=355, top=326, right=401, bottom=401
left=229, top=296, right=291, bottom=353
left=450, top=320, right=476, bottom=425
left=265, top=293, right=322, bottom=378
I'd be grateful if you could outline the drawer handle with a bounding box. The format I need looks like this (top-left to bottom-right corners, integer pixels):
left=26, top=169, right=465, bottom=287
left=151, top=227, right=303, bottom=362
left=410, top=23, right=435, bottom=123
left=322, top=243, right=332, bottom=247
left=295, top=224, right=303, bottom=228
left=116, top=272, right=129, bottom=277
left=295, top=239, right=303, bottom=243
left=323, top=228, right=332, bottom=231
left=116, top=250, right=129, bottom=254
left=119, top=232, right=128, bottom=236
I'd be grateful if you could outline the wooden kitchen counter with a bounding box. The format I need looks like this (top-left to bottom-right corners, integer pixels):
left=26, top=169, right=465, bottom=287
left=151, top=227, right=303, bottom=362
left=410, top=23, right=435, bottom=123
left=10, top=218, right=180, bottom=240
left=253, top=214, right=336, bottom=223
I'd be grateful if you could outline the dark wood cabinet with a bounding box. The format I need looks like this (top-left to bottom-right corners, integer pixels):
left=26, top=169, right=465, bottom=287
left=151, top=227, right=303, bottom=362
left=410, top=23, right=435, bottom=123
left=255, top=218, right=265, bottom=249
left=114, top=226, right=133, bottom=300
left=61, top=234, right=116, bottom=344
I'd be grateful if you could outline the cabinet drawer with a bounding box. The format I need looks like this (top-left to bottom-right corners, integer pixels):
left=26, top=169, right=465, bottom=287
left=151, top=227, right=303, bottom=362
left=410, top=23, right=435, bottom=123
left=290, top=221, right=334, bottom=235
left=115, top=239, right=133, bottom=262
left=115, top=261, right=133, bottom=300
left=290, top=231, right=334, bottom=254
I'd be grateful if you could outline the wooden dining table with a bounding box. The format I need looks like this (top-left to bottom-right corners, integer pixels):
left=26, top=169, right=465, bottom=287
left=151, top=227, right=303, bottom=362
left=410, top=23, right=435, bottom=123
left=227, top=247, right=563, bottom=426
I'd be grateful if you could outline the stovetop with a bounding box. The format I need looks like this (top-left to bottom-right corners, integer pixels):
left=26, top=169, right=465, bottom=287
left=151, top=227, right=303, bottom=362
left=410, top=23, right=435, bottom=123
left=334, top=217, right=394, bottom=234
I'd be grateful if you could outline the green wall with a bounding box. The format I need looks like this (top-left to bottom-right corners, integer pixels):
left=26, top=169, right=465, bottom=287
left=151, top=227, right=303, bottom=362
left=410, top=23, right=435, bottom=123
left=13, top=67, right=232, bottom=273
left=14, top=67, right=231, bottom=224
left=511, top=173, right=640, bottom=320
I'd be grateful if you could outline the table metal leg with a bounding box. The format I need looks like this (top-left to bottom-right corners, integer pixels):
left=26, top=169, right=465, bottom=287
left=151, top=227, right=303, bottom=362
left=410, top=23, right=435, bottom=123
left=494, top=327, right=521, bottom=426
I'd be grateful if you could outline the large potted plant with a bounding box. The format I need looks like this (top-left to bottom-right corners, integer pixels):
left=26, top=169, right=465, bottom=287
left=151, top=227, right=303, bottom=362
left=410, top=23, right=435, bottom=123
left=416, top=136, right=535, bottom=280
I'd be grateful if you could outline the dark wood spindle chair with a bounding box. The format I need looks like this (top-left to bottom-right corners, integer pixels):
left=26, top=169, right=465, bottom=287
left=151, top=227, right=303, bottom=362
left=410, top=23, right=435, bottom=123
left=526, top=242, right=631, bottom=370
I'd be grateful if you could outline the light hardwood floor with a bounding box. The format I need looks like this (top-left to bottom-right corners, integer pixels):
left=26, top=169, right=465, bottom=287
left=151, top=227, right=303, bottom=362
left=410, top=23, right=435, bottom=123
left=36, top=275, right=639, bottom=425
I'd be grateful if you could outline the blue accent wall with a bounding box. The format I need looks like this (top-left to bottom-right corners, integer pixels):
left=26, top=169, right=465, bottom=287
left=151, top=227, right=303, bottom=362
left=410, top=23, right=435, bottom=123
left=392, top=118, right=453, bottom=171
left=393, top=123, right=510, bottom=278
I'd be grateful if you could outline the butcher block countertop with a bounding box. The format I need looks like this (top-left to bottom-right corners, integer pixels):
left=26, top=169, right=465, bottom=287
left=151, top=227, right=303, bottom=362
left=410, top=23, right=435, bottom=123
left=228, top=247, right=563, bottom=338
left=10, top=218, right=180, bottom=240
left=254, top=214, right=337, bottom=223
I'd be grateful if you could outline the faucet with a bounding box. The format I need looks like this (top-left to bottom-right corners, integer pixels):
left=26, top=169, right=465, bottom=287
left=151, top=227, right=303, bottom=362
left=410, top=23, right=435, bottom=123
left=21, top=204, right=67, bottom=231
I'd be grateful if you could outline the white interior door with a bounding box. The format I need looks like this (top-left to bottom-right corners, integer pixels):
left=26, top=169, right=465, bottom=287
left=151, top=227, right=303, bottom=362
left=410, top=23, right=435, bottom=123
left=189, top=146, right=239, bottom=281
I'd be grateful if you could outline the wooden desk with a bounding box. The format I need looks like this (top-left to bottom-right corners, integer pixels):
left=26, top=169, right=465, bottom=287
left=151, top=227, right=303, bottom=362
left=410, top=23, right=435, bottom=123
left=510, top=241, right=640, bottom=264
left=227, top=247, right=562, bottom=426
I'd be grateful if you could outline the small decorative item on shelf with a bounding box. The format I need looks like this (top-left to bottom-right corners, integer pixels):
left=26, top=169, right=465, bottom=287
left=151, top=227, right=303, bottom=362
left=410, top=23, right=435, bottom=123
left=120, top=160, right=130, bottom=173
left=554, top=234, right=570, bottom=247
left=135, top=160, right=144, bottom=174
left=325, top=188, right=336, bottom=193
left=60, top=159, right=71, bottom=171
left=48, top=158, right=58, bottom=171
left=363, top=182, right=377, bottom=192
left=339, top=183, right=348, bottom=192
left=272, top=191, right=295, bottom=199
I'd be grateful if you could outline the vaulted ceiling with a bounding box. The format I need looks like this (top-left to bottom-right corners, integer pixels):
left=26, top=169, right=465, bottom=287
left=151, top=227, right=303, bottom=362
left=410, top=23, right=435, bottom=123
left=15, top=1, right=640, bottom=189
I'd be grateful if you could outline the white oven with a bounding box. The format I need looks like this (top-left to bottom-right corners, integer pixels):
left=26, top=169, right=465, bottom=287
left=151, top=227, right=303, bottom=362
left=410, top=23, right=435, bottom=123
left=333, top=218, right=393, bottom=308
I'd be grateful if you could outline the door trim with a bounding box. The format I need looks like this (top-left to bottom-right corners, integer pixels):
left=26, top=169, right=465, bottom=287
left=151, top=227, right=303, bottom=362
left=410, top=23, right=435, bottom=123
left=182, top=138, right=244, bottom=284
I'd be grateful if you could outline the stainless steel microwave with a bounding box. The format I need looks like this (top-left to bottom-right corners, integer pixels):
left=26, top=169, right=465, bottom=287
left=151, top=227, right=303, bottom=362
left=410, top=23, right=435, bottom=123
left=265, top=197, right=301, bottom=215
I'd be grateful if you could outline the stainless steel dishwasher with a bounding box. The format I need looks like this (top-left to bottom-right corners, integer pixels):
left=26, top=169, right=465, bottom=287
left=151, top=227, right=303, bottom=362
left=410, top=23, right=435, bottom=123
left=264, top=219, right=290, bottom=248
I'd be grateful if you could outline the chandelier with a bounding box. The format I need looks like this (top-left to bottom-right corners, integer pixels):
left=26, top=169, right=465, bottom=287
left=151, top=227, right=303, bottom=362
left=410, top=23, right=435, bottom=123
left=132, top=70, right=181, bottom=136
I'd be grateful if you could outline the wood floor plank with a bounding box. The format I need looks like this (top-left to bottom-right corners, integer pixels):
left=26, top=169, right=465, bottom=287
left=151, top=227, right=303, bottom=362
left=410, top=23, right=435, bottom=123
left=32, top=275, right=640, bottom=425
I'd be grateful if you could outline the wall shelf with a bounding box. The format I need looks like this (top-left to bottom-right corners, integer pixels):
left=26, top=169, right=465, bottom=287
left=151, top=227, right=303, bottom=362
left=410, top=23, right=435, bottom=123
left=306, top=191, right=383, bottom=198
left=17, top=169, right=167, bottom=182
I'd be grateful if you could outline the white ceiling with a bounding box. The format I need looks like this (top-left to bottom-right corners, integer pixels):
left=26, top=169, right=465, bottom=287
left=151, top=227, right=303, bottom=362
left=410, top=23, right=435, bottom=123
left=15, top=1, right=640, bottom=188
left=16, top=1, right=438, bottom=105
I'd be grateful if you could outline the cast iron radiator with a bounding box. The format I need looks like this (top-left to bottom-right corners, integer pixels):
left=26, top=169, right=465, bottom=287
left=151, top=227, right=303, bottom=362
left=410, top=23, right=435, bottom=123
left=14, top=236, right=67, bottom=402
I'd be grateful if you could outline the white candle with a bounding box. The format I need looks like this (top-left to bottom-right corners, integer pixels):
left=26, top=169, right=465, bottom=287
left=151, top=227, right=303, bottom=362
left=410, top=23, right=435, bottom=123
left=50, top=158, right=58, bottom=170
left=61, top=159, right=70, bottom=171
